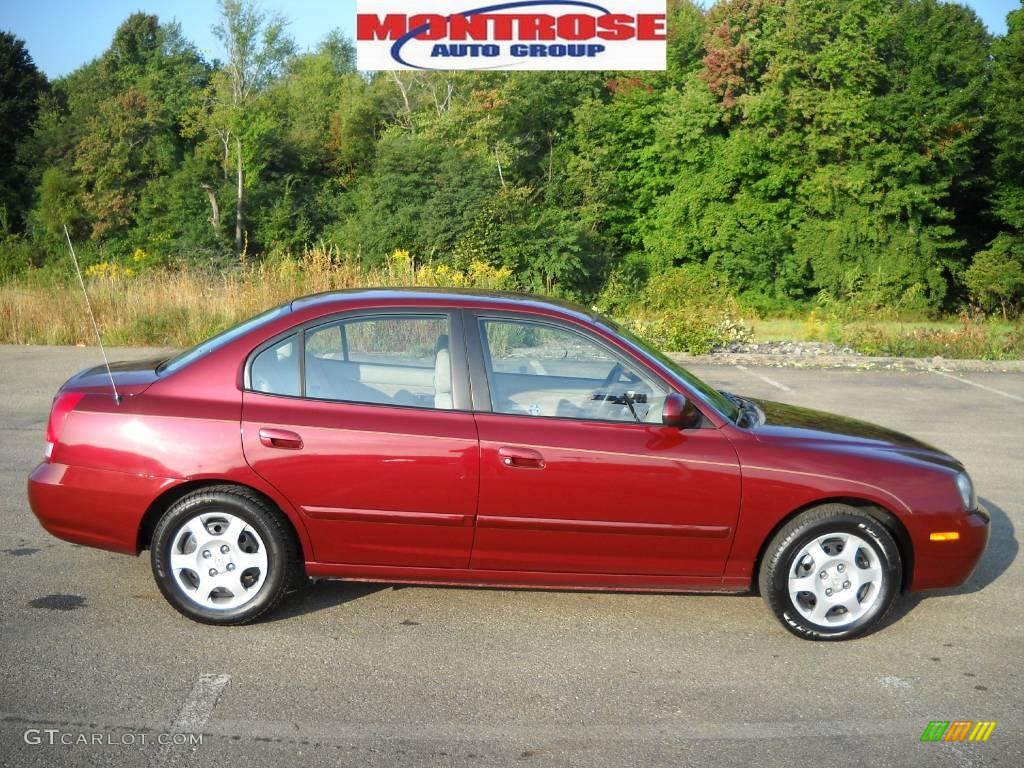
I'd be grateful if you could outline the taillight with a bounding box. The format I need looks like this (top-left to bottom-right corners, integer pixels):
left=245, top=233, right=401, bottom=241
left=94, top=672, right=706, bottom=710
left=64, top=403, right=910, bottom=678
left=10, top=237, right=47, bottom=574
left=44, top=391, right=86, bottom=460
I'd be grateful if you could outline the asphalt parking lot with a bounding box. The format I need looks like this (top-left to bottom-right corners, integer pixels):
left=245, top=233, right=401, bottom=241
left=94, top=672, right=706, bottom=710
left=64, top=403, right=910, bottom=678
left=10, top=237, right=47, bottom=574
left=0, top=345, right=1021, bottom=767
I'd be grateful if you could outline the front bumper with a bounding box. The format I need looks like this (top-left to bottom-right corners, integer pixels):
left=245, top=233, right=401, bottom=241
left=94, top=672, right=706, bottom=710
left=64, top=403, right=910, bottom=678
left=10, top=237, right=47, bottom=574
left=27, top=462, right=176, bottom=555
left=909, top=506, right=991, bottom=591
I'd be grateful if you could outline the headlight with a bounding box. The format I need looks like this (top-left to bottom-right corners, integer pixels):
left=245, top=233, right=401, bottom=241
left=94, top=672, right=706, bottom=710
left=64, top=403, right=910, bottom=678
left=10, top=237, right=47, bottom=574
left=955, top=472, right=976, bottom=511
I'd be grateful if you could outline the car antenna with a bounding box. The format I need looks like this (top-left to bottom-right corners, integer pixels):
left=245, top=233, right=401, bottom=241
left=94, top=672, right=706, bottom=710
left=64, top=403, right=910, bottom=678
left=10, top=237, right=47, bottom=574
left=64, top=224, right=121, bottom=405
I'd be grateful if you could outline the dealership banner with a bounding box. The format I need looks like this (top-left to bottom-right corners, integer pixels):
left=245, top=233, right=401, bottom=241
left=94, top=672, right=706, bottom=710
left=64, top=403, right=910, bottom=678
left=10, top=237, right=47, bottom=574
left=356, top=1, right=667, bottom=71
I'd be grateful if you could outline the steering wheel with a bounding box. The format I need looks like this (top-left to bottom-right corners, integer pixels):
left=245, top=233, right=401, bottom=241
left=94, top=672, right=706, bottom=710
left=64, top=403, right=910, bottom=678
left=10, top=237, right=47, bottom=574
left=597, top=362, right=625, bottom=394
left=588, top=363, right=626, bottom=418
left=589, top=364, right=647, bottom=419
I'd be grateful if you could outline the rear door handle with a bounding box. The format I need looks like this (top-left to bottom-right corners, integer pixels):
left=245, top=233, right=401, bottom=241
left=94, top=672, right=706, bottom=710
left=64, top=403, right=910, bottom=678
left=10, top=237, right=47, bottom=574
left=259, top=428, right=303, bottom=450
left=498, top=447, right=545, bottom=469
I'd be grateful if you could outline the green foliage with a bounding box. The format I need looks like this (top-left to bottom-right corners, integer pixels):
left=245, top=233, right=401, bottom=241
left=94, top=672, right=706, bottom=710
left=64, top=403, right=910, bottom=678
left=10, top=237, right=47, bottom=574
left=641, top=0, right=993, bottom=308
left=0, top=210, right=39, bottom=278
left=955, top=4, right=1024, bottom=324
left=0, top=32, right=48, bottom=231
left=990, top=6, right=1024, bottom=233
left=965, top=234, right=1024, bottom=317
left=34, top=167, right=86, bottom=248
left=132, top=153, right=228, bottom=264
left=332, top=131, right=500, bottom=267
left=597, top=264, right=753, bottom=354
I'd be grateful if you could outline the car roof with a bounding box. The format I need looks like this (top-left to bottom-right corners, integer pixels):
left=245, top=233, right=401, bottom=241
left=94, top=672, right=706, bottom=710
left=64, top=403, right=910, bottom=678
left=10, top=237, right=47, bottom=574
left=290, top=288, right=598, bottom=323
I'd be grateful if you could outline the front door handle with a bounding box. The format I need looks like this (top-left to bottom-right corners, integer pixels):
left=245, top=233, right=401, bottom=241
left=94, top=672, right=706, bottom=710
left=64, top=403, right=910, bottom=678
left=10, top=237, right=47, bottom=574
left=259, top=428, right=303, bottom=450
left=498, top=447, right=545, bottom=469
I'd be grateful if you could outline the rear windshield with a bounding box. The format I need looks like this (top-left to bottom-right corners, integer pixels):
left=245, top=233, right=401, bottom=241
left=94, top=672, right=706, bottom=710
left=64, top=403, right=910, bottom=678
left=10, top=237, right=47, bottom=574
left=157, top=305, right=290, bottom=375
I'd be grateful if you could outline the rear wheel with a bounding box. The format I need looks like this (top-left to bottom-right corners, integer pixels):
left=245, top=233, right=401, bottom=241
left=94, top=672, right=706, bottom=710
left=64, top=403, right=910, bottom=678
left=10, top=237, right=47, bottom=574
left=151, top=486, right=299, bottom=625
left=759, top=504, right=902, bottom=640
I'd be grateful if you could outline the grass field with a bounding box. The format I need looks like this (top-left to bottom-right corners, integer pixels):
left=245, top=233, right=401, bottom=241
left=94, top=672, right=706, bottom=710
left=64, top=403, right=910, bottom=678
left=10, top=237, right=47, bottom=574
left=749, top=316, right=1023, bottom=359
left=1, top=248, right=1021, bottom=360
left=751, top=317, right=1018, bottom=343
left=0, top=248, right=513, bottom=347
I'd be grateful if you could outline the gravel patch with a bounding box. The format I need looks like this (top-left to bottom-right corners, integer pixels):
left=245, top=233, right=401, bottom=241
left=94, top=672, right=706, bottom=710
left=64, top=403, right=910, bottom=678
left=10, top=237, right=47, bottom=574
left=669, top=341, right=1024, bottom=373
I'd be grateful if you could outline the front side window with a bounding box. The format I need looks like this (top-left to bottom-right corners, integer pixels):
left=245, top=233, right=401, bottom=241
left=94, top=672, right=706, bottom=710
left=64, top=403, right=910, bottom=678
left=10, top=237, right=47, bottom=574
left=305, top=315, right=452, bottom=409
left=479, top=319, right=668, bottom=423
left=599, top=314, right=740, bottom=423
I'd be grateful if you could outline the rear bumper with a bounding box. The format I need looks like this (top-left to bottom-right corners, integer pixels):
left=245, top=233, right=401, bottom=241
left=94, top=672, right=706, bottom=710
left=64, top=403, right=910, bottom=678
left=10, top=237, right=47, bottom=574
left=27, top=462, right=176, bottom=555
left=909, top=507, right=991, bottom=591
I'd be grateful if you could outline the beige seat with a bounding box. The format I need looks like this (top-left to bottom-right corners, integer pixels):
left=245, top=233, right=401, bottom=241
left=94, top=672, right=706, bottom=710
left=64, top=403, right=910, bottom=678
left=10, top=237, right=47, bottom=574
left=434, top=347, right=453, bottom=409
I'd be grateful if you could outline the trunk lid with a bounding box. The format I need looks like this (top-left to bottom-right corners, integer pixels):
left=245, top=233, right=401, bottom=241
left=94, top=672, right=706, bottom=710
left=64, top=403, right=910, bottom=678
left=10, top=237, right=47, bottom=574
left=61, top=356, right=167, bottom=397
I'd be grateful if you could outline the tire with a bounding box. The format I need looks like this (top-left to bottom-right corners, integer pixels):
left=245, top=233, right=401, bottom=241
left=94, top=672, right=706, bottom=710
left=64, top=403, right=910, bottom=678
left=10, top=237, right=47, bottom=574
left=151, top=485, right=300, bottom=625
left=759, top=504, right=902, bottom=640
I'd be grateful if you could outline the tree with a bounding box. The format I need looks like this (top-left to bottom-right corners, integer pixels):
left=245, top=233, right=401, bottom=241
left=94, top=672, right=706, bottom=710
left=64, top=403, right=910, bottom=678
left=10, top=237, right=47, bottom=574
left=59, top=15, right=209, bottom=246
left=250, top=32, right=364, bottom=251
left=35, top=167, right=86, bottom=249
left=207, top=0, right=295, bottom=252
left=664, top=0, right=708, bottom=83
left=74, top=87, right=164, bottom=239
left=0, top=32, right=48, bottom=231
left=989, top=5, right=1024, bottom=233
left=639, top=0, right=991, bottom=310
left=968, top=4, right=1024, bottom=316
left=965, top=235, right=1024, bottom=318
left=334, top=131, right=499, bottom=266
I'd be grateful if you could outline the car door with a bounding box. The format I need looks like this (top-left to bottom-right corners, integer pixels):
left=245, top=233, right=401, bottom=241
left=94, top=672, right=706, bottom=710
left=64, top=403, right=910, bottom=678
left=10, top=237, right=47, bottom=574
left=466, top=313, right=741, bottom=578
left=241, top=310, right=479, bottom=568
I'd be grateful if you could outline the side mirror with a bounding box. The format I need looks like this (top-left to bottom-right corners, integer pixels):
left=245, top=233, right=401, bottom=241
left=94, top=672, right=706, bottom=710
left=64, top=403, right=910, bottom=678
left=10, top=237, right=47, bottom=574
left=662, top=392, right=699, bottom=429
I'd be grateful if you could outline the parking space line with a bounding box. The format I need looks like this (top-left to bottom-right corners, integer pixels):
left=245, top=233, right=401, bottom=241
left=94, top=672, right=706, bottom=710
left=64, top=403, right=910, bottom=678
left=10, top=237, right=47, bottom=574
left=171, top=674, right=230, bottom=734
left=929, top=369, right=1024, bottom=403
left=735, top=365, right=792, bottom=393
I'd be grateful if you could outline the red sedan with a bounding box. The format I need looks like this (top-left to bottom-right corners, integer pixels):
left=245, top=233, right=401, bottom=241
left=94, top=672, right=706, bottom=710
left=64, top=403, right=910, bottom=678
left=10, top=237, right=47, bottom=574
left=27, top=290, right=989, bottom=639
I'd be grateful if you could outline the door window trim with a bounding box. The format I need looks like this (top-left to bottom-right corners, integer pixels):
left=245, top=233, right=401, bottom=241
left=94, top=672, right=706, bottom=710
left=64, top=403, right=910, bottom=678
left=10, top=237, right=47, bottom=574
left=243, top=308, right=472, bottom=412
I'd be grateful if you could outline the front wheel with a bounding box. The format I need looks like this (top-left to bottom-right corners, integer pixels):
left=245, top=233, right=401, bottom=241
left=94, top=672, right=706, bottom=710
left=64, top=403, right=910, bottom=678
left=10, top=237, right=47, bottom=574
left=759, top=505, right=902, bottom=640
left=151, top=486, right=299, bottom=625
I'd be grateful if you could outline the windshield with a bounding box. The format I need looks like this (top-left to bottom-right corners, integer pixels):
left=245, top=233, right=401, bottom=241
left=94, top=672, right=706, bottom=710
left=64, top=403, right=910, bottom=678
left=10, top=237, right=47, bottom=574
left=598, top=315, right=741, bottom=423
left=157, top=305, right=290, bottom=375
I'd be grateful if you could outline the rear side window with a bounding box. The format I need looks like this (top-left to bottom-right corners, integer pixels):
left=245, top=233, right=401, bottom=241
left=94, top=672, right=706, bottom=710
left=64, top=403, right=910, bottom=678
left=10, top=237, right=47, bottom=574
left=250, top=335, right=300, bottom=396
left=304, top=315, right=452, bottom=409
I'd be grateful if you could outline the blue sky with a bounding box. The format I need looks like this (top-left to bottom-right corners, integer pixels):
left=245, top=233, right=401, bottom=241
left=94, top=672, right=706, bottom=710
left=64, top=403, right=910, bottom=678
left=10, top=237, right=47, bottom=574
left=4, top=0, right=358, bottom=77
left=2, top=0, right=1019, bottom=79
